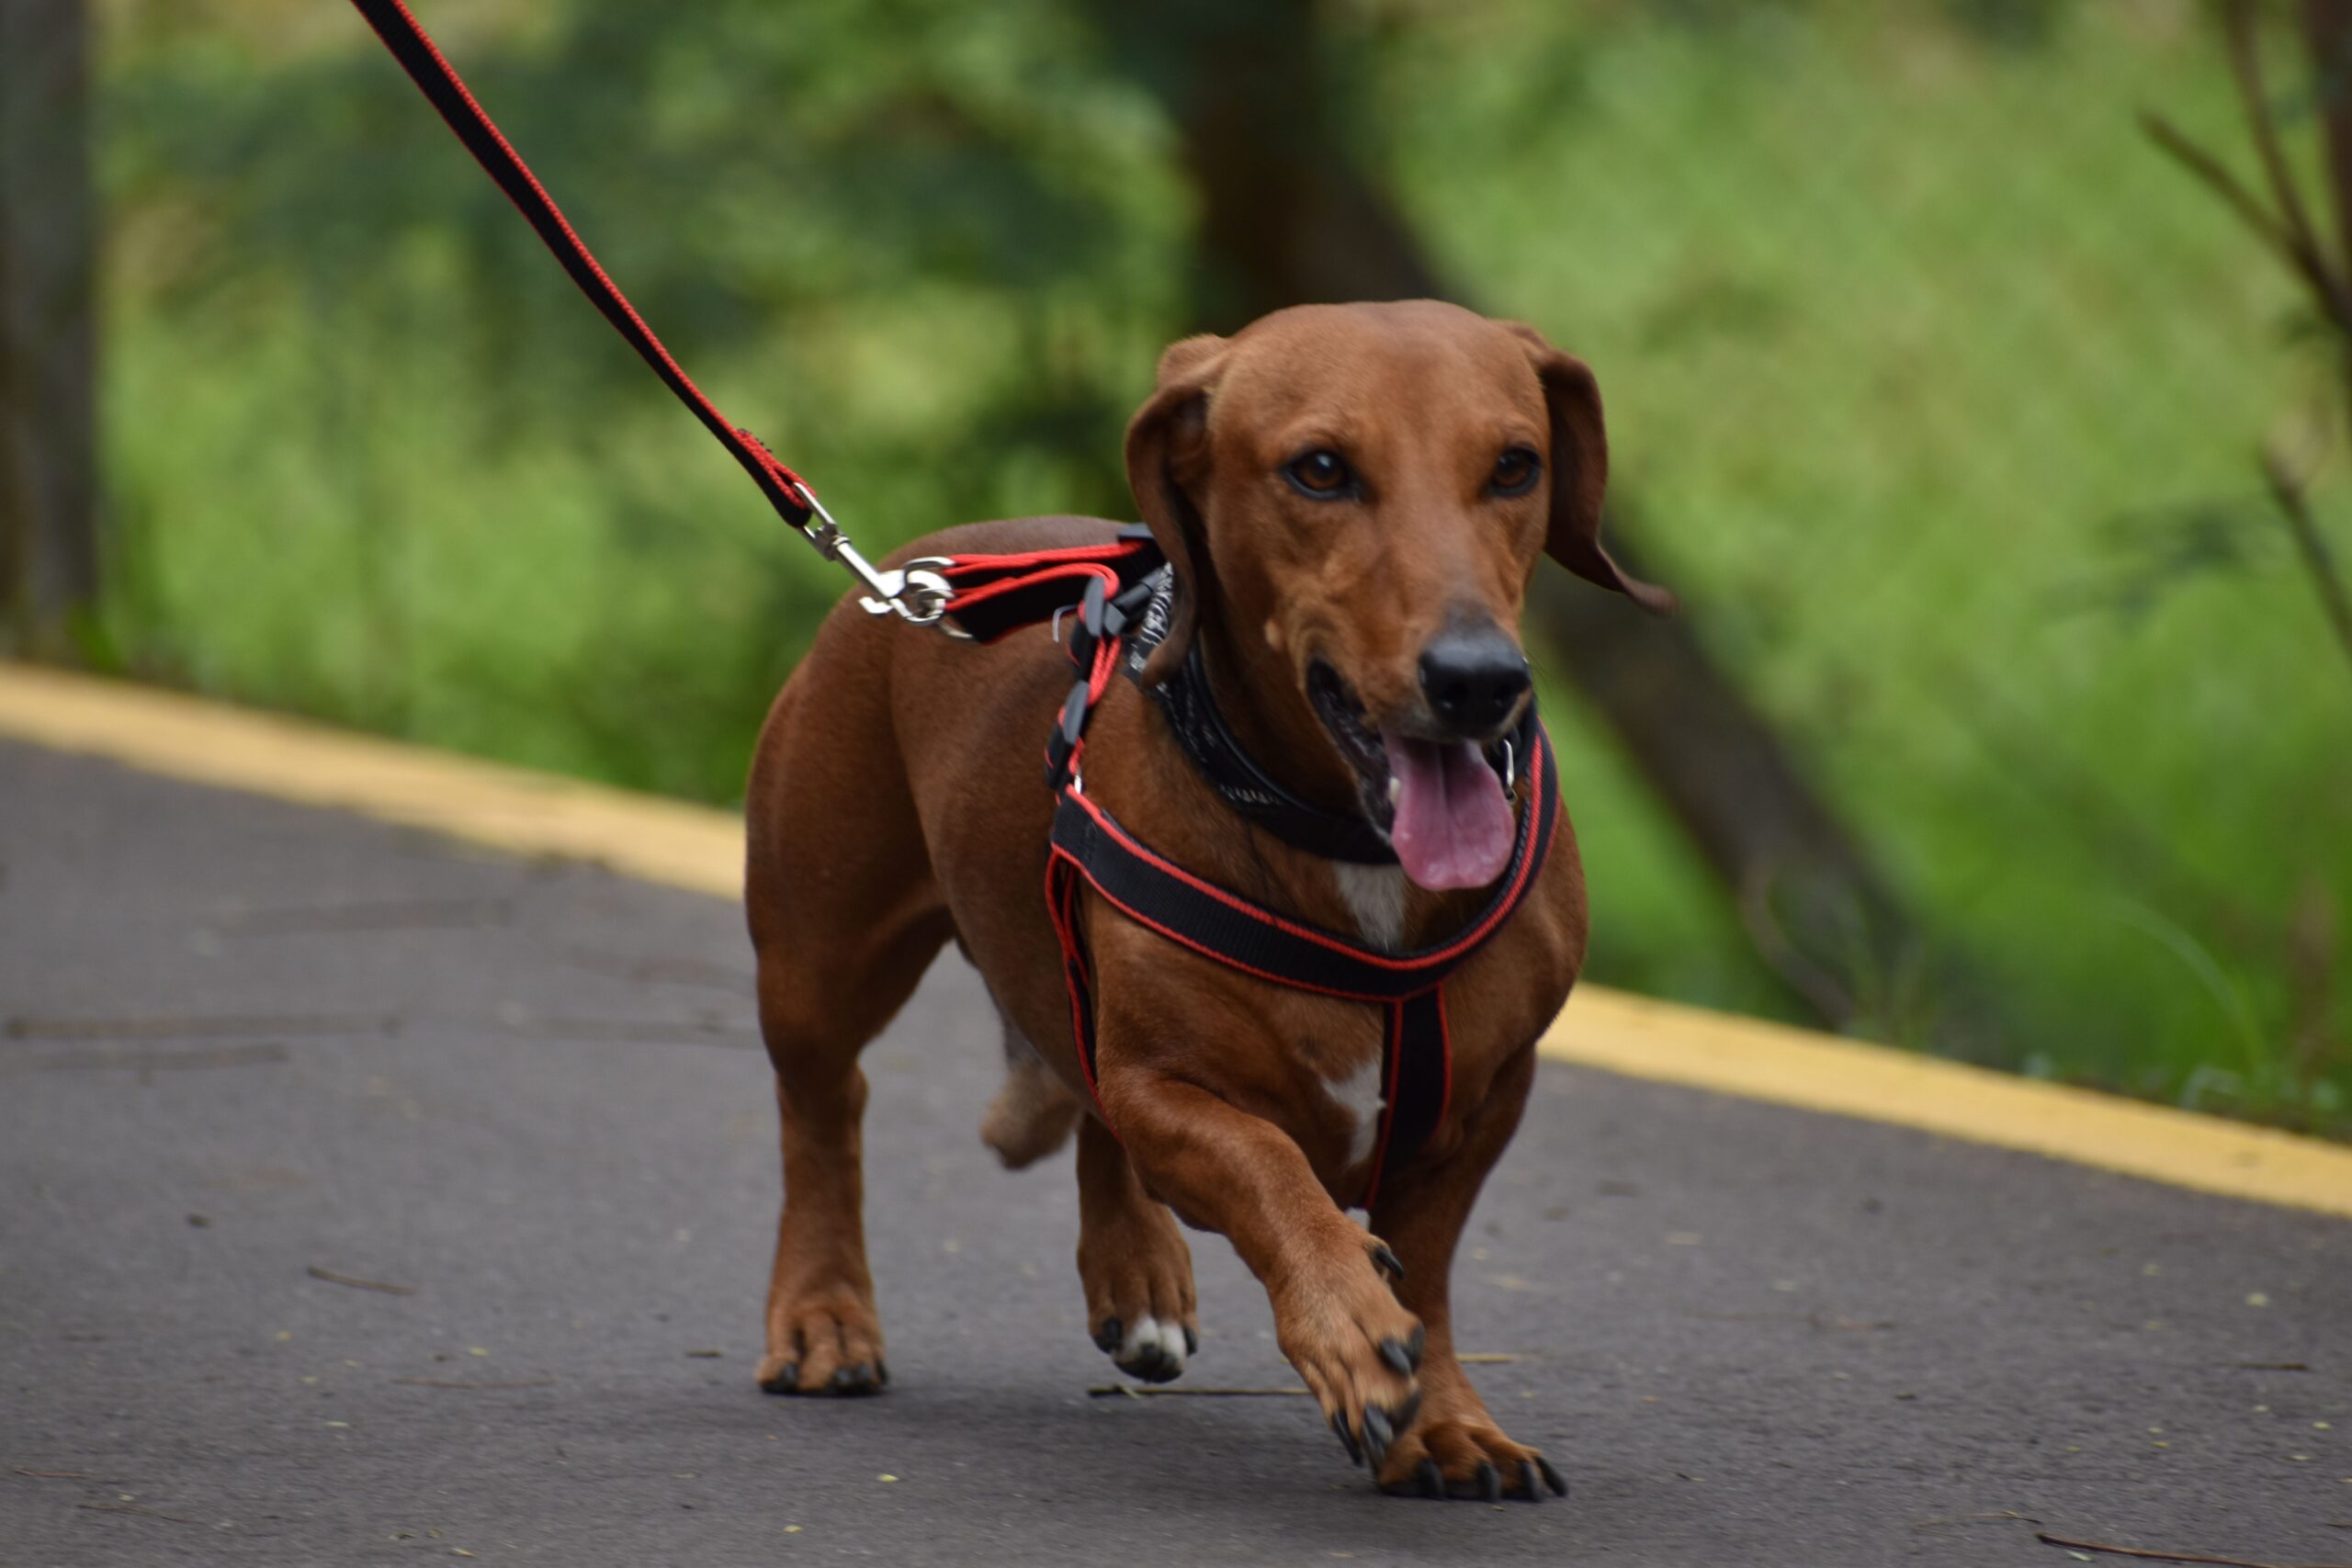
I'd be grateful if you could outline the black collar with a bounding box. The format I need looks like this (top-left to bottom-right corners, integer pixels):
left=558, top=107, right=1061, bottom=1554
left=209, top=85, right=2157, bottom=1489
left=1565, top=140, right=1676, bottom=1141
left=1119, top=566, right=1535, bottom=867
left=1146, top=641, right=1400, bottom=864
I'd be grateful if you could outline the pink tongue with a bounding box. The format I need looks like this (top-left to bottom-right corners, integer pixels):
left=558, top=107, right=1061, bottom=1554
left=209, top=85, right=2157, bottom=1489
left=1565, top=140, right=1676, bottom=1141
left=1381, top=731, right=1514, bottom=891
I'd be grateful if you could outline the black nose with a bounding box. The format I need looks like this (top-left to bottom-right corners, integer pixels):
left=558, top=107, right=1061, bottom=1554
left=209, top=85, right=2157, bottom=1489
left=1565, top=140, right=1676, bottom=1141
left=1418, top=626, right=1532, bottom=737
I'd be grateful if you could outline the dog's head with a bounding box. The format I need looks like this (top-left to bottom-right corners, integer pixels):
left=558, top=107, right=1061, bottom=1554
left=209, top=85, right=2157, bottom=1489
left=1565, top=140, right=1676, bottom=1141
left=1124, top=300, right=1670, bottom=891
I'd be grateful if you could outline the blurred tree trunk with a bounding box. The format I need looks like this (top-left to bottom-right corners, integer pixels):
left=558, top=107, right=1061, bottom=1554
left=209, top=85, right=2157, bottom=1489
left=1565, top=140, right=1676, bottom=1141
left=1089, top=0, right=1956, bottom=1041
left=0, top=0, right=99, bottom=659
left=2311, top=2, right=2352, bottom=367
left=1524, top=531, right=1924, bottom=1032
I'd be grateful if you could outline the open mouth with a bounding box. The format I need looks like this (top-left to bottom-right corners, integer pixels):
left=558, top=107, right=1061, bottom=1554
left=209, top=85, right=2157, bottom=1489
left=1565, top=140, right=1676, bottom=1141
left=1306, top=660, right=1395, bottom=829
left=1306, top=660, right=1518, bottom=892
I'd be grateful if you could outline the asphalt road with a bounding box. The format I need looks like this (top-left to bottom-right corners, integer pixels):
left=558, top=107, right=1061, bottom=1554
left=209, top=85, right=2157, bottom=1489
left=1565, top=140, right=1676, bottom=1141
left=2, top=735, right=2347, bottom=1567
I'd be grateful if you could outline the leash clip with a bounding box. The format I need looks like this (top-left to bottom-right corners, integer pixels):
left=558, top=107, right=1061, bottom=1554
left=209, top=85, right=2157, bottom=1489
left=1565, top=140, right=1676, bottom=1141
left=794, top=493, right=963, bottom=634
left=854, top=554, right=957, bottom=628
left=778, top=474, right=963, bottom=631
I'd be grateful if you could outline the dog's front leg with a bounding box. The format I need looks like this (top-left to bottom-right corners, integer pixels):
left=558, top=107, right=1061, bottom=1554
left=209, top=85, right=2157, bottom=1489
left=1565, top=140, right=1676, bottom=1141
left=1363, top=1044, right=1568, bottom=1501
left=1099, top=1063, right=1425, bottom=1472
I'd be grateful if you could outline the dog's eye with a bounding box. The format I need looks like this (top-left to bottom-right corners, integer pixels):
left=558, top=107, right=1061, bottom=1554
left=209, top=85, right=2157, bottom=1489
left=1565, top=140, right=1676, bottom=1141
left=1488, top=446, right=1542, bottom=497
left=1284, top=449, right=1355, bottom=498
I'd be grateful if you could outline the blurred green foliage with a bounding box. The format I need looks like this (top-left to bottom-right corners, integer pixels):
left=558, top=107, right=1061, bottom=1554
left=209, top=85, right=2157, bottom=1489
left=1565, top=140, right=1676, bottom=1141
left=92, top=0, right=2349, bottom=1132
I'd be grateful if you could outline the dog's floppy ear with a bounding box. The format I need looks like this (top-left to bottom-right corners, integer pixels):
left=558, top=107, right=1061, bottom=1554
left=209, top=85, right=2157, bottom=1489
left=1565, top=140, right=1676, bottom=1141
left=1506, top=323, right=1676, bottom=615
left=1123, top=333, right=1227, bottom=685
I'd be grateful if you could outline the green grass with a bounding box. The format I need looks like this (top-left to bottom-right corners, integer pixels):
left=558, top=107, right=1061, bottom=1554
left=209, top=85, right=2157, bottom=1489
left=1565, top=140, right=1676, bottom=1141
left=89, top=0, right=2350, bottom=1133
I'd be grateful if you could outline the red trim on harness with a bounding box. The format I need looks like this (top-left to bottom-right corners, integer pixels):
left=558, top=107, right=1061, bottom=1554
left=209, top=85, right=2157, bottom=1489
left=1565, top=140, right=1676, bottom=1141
left=1084, top=634, right=1120, bottom=696
left=939, top=540, right=1151, bottom=578
left=943, top=561, right=1125, bottom=617
left=1046, top=855, right=1108, bottom=1119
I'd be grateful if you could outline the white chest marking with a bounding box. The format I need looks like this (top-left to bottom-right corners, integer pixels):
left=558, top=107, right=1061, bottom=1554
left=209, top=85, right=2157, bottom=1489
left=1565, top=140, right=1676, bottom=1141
left=1331, top=862, right=1408, bottom=951
left=1325, top=1049, right=1386, bottom=1170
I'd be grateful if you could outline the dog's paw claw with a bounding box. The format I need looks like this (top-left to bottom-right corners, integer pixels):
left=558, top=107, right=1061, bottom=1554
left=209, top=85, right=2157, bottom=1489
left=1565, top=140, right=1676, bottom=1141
left=1092, top=1317, right=1123, bottom=1354
left=1331, top=1414, right=1363, bottom=1467
left=1372, top=1410, right=1555, bottom=1501
left=1363, top=1406, right=1394, bottom=1471
left=1376, top=1327, right=1425, bottom=1377
left=1367, top=1240, right=1406, bottom=1283
left=823, top=1361, right=884, bottom=1396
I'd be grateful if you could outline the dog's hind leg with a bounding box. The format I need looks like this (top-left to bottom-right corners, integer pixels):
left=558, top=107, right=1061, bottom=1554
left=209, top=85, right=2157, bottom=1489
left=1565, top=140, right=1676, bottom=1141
left=745, top=652, right=952, bottom=1398
left=1075, top=1118, right=1198, bottom=1382
left=980, top=1012, right=1080, bottom=1169
left=750, top=891, right=948, bottom=1397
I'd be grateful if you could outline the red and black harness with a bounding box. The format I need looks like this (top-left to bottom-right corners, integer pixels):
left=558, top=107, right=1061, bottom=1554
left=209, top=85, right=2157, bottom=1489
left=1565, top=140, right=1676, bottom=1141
left=942, top=532, right=1559, bottom=1208
left=350, top=0, right=1559, bottom=1208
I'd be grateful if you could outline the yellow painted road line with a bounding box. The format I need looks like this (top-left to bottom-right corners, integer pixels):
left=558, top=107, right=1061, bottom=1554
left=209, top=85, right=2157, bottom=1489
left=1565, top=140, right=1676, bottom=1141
left=0, top=663, right=741, bottom=897
left=4, top=660, right=2349, bottom=1220
left=1545, top=988, right=2352, bottom=1220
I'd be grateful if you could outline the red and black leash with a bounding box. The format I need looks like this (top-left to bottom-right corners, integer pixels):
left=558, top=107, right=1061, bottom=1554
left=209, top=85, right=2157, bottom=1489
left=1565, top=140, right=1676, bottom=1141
left=345, top=0, right=978, bottom=626
left=347, top=0, right=813, bottom=526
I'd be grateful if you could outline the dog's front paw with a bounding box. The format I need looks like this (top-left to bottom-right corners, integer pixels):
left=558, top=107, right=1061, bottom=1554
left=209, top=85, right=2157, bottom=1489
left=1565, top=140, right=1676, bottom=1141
left=1274, top=1234, right=1426, bottom=1472
left=1079, top=1176, right=1199, bottom=1383
left=1091, top=1313, right=1195, bottom=1383
left=1374, top=1414, right=1567, bottom=1502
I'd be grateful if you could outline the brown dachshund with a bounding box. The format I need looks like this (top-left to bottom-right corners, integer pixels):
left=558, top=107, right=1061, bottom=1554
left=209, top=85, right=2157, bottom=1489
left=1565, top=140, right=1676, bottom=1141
left=742, top=299, right=1668, bottom=1500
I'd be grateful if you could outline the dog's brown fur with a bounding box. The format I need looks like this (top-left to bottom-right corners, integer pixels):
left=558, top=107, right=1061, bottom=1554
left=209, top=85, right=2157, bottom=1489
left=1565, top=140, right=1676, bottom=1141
left=743, top=300, right=1665, bottom=1496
